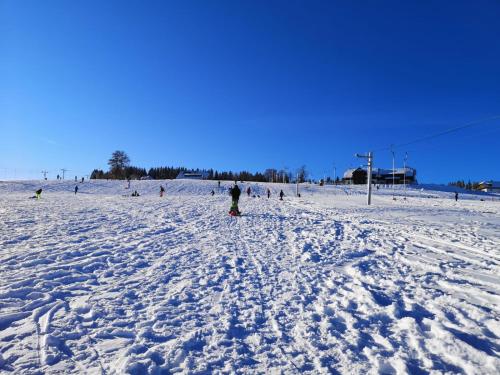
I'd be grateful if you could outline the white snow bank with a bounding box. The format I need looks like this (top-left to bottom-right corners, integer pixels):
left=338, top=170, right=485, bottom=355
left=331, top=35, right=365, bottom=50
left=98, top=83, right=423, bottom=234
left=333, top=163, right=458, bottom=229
left=0, top=180, right=499, bottom=373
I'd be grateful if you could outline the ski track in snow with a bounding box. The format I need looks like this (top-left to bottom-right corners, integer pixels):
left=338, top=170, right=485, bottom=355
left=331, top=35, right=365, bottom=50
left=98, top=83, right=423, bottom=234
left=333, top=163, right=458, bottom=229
left=0, top=180, right=499, bottom=374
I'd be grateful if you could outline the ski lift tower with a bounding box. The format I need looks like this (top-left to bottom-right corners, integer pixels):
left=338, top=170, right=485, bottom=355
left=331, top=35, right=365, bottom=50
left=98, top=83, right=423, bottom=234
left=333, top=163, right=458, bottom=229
left=403, top=152, right=408, bottom=200
left=355, top=151, right=373, bottom=205
left=391, top=145, right=396, bottom=200
left=296, top=173, right=299, bottom=197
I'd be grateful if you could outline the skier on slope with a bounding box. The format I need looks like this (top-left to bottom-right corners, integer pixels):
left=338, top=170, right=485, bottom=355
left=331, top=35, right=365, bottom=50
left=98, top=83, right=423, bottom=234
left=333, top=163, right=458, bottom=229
left=229, top=184, right=241, bottom=216
left=74, top=185, right=78, bottom=195
left=279, top=190, right=285, bottom=200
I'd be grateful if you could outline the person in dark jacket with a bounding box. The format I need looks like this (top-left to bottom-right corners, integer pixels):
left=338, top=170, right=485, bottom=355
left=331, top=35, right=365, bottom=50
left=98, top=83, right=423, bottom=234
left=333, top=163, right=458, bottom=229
left=279, top=190, right=285, bottom=200
left=160, top=185, right=165, bottom=197
left=246, top=187, right=251, bottom=197
left=229, top=184, right=241, bottom=215
left=74, top=185, right=78, bottom=194
left=455, top=192, right=458, bottom=202
left=267, top=188, right=271, bottom=199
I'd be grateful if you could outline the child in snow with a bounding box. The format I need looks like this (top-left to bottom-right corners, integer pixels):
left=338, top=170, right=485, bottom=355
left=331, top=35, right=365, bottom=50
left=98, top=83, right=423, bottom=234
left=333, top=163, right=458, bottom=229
left=247, top=187, right=251, bottom=197
left=267, top=188, right=271, bottom=199
left=229, top=184, right=241, bottom=215
left=160, top=185, right=165, bottom=197
left=74, top=185, right=78, bottom=194
left=279, top=190, right=285, bottom=200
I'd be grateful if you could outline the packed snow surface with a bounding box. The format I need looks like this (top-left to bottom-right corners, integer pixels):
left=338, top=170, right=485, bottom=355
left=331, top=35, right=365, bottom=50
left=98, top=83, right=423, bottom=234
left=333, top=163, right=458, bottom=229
left=0, top=179, right=499, bottom=374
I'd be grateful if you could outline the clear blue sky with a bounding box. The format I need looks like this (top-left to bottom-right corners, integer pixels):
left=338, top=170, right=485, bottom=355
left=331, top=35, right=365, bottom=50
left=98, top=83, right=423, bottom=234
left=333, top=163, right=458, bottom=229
left=1, top=1, right=499, bottom=183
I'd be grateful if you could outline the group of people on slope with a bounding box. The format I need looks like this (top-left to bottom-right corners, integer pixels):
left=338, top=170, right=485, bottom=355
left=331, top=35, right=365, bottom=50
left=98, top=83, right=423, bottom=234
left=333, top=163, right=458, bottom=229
left=30, top=182, right=287, bottom=212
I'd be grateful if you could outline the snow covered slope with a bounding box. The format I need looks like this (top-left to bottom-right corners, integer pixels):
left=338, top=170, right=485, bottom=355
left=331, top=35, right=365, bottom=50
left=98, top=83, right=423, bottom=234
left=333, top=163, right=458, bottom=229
left=0, top=180, right=499, bottom=374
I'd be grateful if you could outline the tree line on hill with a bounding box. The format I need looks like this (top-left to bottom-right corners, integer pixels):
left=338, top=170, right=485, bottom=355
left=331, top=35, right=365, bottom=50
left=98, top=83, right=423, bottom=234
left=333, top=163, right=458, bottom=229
left=448, top=180, right=482, bottom=191
left=90, top=150, right=309, bottom=183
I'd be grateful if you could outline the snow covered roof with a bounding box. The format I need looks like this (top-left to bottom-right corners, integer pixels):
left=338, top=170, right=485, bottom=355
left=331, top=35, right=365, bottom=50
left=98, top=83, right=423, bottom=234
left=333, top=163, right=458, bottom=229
left=343, top=167, right=416, bottom=179
left=343, top=168, right=358, bottom=178
left=176, top=170, right=209, bottom=180
left=479, top=180, right=500, bottom=188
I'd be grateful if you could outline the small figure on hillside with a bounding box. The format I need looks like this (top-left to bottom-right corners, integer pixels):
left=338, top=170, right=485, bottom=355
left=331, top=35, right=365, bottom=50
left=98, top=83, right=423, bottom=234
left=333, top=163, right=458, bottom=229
left=229, top=184, right=241, bottom=216
left=160, top=185, right=165, bottom=197
left=75, top=176, right=77, bottom=182
left=279, top=190, right=285, bottom=200
left=57, top=174, right=60, bottom=180
left=35, top=189, right=42, bottom=200
left=81, top=177, right=84, bottom=183
left=132, top=190, right=140, bottom=197
left=267, top=188, right=271, bottom=199
left=455, top=192, right=458, bottom=202
left=211, top=190, right=215, bottom=196
left=74, top=185, right=78, bottom=194
left=218, top=180, right=221, bottom=189
left=247, top=187, right=251, bottom=197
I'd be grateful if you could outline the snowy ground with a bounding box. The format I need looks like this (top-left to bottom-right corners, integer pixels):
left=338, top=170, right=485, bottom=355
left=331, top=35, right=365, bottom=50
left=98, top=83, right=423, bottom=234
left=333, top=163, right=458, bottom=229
left=0, top=179, right=499, bottom=374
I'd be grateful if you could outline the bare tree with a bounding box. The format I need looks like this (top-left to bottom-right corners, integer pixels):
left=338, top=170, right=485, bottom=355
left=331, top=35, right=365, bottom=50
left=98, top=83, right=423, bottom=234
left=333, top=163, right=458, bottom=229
left=264, top=168, right=278, bottom=182
left=108, top=150, right=130, bottom=179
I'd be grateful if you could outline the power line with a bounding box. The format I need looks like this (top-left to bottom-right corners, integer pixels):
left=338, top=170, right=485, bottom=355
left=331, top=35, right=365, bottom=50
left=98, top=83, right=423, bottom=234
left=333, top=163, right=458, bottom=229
left=373, top=115, right=500, bottom=152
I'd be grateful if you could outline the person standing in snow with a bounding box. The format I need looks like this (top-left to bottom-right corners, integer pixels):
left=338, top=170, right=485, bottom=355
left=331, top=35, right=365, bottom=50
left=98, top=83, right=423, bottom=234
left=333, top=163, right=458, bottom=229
left=74, top=185, right=78, bottom=194
left=247, top=186, right=251, bottom=197
left=279, top=190, right=285, bottom=200
left=267, top=188, right=271, bottom=199
left=229, top=184, right=241, bottom=215
left=160, top=185, right=165, bottom=197
left=455, top=192, right=458, bottom=202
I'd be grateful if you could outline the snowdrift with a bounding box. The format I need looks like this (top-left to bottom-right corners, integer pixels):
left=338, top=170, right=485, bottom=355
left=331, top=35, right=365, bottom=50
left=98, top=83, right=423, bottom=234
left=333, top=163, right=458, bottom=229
left=0, top=180, right=499, bottom=373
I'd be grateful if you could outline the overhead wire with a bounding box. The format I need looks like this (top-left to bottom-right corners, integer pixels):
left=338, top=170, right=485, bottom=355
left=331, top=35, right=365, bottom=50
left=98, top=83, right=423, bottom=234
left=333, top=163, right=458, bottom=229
left=372, top=115, right=500, bottom=152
